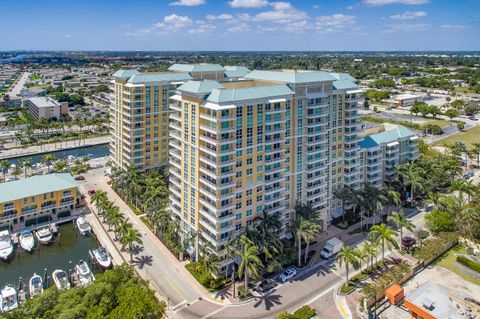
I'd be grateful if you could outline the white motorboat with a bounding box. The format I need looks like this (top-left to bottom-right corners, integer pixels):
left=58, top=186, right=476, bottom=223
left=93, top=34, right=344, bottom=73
left=35, top=227, right=53, bottom=245
left=91, top=247, right=112, bottom=269
left=0, top=230, right=14, bottom=261
left=19, top=230, right=35, bottom=252
left=76, top=216, right=92, bottom=236
left=0, top=285, right=18, bottom=313
left=75, top=260, right=95, bottom=286
left=52, top=269, right=71, bottom=291
left=29, top=273, right=43, bottom=297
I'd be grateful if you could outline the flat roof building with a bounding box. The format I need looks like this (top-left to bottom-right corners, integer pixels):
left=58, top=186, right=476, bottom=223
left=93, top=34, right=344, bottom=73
left=0, top=174, right=81, bottom=230
left=25, top=96, right=68, bottom=120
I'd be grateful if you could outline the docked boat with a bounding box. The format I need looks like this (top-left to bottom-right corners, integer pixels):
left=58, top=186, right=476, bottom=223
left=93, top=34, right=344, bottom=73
left=0, top=285, right=18, bottom=313
left=75, top=261, right=95, bottom=286
left=0, top=230, right=14, bottom=261
left=52, top=269, right=71, bottom=291
left=76, top=216, right=92, bottom=236
left=90, top=247, right=112, bottom=269
left=19, top=230, right=35, bottom=252
left=35, top=227, right=53, bottom=245
left=29, top=273, right=43, bottom=297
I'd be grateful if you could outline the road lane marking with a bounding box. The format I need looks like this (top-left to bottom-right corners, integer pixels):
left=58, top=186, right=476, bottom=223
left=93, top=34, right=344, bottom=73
left=201, top=306, right=225, bottom=319
left=163, top=275, right=186, bottom=300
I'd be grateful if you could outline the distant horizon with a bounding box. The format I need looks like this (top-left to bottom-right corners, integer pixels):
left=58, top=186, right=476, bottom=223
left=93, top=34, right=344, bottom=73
left=2, top=50, right=480, bottom=53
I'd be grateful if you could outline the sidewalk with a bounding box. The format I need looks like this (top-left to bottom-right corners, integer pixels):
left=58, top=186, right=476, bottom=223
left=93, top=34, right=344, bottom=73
left=0, top=135, right=110, bottom=159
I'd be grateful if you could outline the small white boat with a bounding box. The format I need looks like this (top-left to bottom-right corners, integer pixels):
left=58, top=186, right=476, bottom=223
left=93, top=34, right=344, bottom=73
left=19, top=230, right=35, bottom=252
left=29, top=273, right=43, bottom=297
left=0, top=230, right=14, bottom=261
left=0, top=285, right=18, bottom=313
left=76, top=216, right=92, bottom=236
left=75, top=261, right=95, bottom=286
left=35, top=227, right=53, bottom=245
left=52, top=269, right=71, bottom=291
left=91, top=247, right=112, bottom=269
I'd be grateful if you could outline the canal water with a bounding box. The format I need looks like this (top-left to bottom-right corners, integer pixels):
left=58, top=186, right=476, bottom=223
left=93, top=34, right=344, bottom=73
left=5, top=143, right=109, bottom=166
left=0, top=222, right=101, bottom=290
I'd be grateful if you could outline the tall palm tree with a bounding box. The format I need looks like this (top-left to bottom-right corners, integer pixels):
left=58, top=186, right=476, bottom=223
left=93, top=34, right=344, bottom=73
left=336, top=245, right=361, bottom=286
left=53, top=160, right=68, bottom=173
left=362, top=240, right=376, bottom=270
left=294, top=218, right=321, bottom=266
left=450, top=179, right=478, bottom=203
left=471, top=143, right=480, bottom=167
left=121, top=226, right=143, bottom=262
left=388, top=210, right=415, bottom=248
left=42, top=154, right=57, bottom=173
left=236, top=239, right=263, bottom=293
left=0, top=159, right=10, bottom=182
left=20, top=157, right=33, bottom=178
left=294, top=203, right=320, bottom=223
left=11, top=167, right=22, bottom=180
left=398, top=163, right=423, bottom=204
left=426, top=192, right=447, bottom=211
left=370, top=223, right=398, bottom=263
left=116, top=218, right=132, bottom=241
left=333, top=186, right=353, bottom=222
left=90, top=190, right=107, bottom=216
left=383, top=189, right=401, bottom=217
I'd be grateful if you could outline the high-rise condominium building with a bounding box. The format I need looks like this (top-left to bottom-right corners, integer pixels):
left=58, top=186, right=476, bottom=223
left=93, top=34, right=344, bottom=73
left=110, top=64, right=252, bottom=171
left=168, top=68, right=363, bottom=271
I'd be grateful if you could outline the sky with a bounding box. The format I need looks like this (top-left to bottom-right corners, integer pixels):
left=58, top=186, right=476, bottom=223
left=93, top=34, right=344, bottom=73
left=1, top=0, right=479, bottom=51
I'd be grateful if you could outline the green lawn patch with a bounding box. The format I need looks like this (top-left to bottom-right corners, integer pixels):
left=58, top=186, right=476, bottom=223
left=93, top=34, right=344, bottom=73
left=435, top=244, right=480, bottom=286
left=457, top=256, right=480, bottom=273
left=425, top=119, right=451, bottom=128
left=340, top=283, right=356, bottom=294
left=277, top=305, right=317, bottom=319
left=433, top=125, right=480, bottom=150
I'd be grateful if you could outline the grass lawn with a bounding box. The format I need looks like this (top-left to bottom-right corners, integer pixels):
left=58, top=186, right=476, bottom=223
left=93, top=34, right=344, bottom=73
left=434, top=244, right=480, bottom=286
left=424, top=119, right=452, bottom=128
left=433, top=125, right=480, bottom=150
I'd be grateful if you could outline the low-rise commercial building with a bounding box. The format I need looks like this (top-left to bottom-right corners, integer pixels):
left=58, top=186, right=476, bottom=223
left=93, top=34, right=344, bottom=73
left=25, top=96, right=68, bottom=120
left=359, top=124, right=419, bottom=188
left=384, top=93, right=425, bottom=108
left=0, top=174, right=81, bottom=230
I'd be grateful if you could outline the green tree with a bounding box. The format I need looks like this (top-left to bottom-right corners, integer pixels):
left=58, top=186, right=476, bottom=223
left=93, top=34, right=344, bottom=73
left=42, top=154, right=57, bottom=173
left=1, top=159, right=10, bottom=182
left=388, top=210, right=415, bottom=247
left=471, top=143, right=480, bottom=167
left=336, top=245, right=361, bottom=286
left=370, top=223, right=398, bottom=263
left=53, top=160, right=68, bottom=173
left=444, top=108, right=460, bottom=122
left=456, top=122, right=465, bottom=131
left=425, top=210, right=455, bottom=234
left=236, top=238, right=264, bottom=293
left=121, top=226, right=143, bottom=262
left=20, top=157, right=33, bottom=178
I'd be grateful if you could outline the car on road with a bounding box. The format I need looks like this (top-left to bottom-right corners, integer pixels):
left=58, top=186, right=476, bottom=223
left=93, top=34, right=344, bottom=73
left=87, top=189, right=96, bottom=195
left=279, top=267, right=297, bottom=282
left=74, top=175, right=86, bottom=181
left=468, top=116, right=477, bottom=121
left=463, top=171, right=474, bottom=180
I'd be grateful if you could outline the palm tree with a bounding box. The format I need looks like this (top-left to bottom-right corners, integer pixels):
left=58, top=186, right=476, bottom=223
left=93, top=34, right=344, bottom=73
left=42, top=154, right=57, bottom=173
left=90, top=190, right=107, bottom=215
left=116, top=218, right=132, bottom=241
left=336, top=245, right=361, bottom=286
left=383, top=189, right=401, bottom=217
left=53, top=160, right=68, bottom=173
left=370, top=223, right=398, bottom=263
left=362, top=241, right=376, bottom=270
left=397, top=163, right=423, bottom=204
left=0, top=159, right=10, bottom=182
left=471, top=143, right=480, bottom=167
left=294, top=202, right=320, bottom=223
left=121, top=226, right=143, bottom=262
left=388, top=210, right=415, bottom=248
left=11, top=167, right=22, bottom=179
left=333, top=186, right=353, bottom=222
left=235, top=239, right=263, bottom=293
left=426, top=192, right=447, bottom=211
left=450, top=179, right=477, bottom=203
left=20, top=157, right=33, bottom=178
left=293, top=218, right=321, bottom=266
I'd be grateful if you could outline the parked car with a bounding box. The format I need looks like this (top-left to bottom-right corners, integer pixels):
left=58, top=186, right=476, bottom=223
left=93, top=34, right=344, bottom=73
left=87, top=189, right=96, bottom=195
left=279, top=267, right=297, bottom=282
left=468, top=116, right=477, bottom=121
left=255, top=279, right=277, bottom=293
left=74, top=175, right=86, bottom=181
left=463, top=171, right=474, bottom=180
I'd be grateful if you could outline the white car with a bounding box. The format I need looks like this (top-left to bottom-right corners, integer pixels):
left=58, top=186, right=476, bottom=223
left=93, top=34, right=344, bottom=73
left=279, top=267, right=297, bottom=282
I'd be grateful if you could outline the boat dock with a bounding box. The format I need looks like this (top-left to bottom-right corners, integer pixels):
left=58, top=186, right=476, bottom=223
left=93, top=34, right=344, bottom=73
left=85, top=214, right=123, bottom=267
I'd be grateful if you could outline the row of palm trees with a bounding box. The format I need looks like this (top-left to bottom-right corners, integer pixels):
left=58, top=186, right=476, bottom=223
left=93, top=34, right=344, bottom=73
left=336, top=212, right=414, bottom=286
left=90, top=190, right=143, bottom=262
left=0, top=154, right=90, bottom=182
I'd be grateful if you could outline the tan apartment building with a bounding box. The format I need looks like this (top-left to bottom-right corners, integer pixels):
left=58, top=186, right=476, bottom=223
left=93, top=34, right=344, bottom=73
left=168, top=68, right=363, bottom=271
left=25, top=97, right=68, bottom=120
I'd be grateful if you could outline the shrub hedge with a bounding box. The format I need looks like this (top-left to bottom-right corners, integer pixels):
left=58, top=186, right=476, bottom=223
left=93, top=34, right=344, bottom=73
left=457, top=256, right=480, bottom=273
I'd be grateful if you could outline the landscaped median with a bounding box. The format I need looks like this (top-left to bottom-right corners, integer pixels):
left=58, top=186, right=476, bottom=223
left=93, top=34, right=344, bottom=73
left=276, top=305, right=318, bottom=319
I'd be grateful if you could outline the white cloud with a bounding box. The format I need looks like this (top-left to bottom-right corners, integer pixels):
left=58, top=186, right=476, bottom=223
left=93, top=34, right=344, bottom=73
left=170, top=0, right=205, bottom=6
left=206, top=13, right=234, bottom=20
left=229, top=0, right=268, bottom=8
left=440, top=24, right=465, bottom=31
left=346, top=5, right=354, bottom=9
left=189, top=20, right=216, bottom=34
left=227, top=23, right=250, bottom=33
left=254, top=2, right=308, bottom=24
left=364, top=0, right=429, bottom=6
left=389, top=11, right=426, bottom=19
left=64, top=34, right=71, bottom=38
left=383, top=23, right=431, bottom=33
left=315, top=14, right=356, bottom=32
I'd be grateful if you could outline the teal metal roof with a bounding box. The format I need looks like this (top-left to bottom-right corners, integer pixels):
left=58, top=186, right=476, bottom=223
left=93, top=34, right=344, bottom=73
left=332, top=79, right=358, bottom=90
left=177, top=80, right=224, bottom=94
left=245, top=70, right=336, bottom=84
left=330, top=73, right=357, bottom=82
left=112, top=69, right=140, bottom=79
left=168, top=64, right=225, bottom=73
left=0, top=173, right=77, bottom=203
left=224, top=66, right=251, bottom=78
left=207, top=85, right=293, bottom=103
left=359, top=124, right=416, bottom=149
left=127, top=73, right=192, bottom=84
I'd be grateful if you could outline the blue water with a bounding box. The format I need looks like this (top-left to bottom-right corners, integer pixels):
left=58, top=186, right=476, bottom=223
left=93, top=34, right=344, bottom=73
left=4, top=143, right=109, bottom=166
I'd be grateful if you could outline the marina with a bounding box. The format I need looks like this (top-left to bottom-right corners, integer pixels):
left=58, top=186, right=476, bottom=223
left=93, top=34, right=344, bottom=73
left=0, top=221, right=107, bottom=301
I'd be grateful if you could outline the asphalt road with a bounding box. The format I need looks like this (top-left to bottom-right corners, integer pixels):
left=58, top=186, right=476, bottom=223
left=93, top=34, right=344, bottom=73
left=8, top=71, right=30, bottom=97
